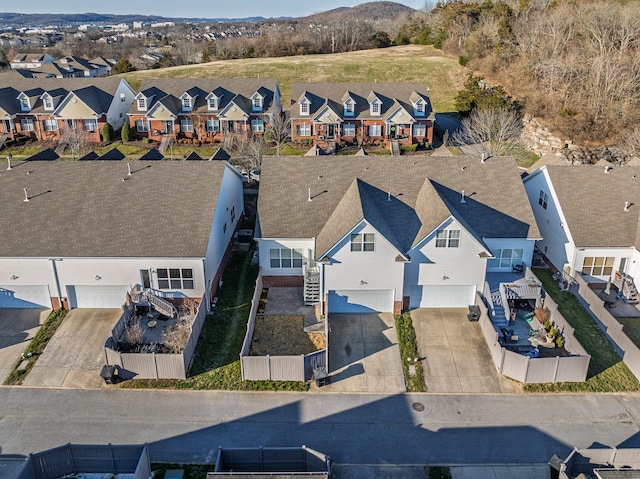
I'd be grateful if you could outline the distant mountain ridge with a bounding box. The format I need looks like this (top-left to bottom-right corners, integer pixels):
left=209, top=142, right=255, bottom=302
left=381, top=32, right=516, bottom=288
left=0, top=2, right=415, bottom=27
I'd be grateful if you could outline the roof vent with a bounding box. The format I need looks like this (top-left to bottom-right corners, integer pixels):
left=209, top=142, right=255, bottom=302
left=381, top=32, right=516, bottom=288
left=127, top=162, right=132, bottom=176
left=317, top=175, right=322, bottom=180
left=460, top=190, right=466, bottom=203
left=625, top=201, right=631, bottom=212
left=605, top=165, right=612, bottom=173
left=308, top=188, right=312, bottom=202
left=7, top=154, right=12, bottom=171
left=387, top=191, right=391, bottom=202
left=462, top=166, right=466, bottom=171
left=23, top=187, right=29, bottom=202
left=481, top=153, right=486, bottom=164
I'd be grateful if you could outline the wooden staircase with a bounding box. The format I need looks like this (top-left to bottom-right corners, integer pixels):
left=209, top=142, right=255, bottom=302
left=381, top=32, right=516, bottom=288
left=390, top=140, right=401, bottom=156
left=159, top=135, right=172, bottom=155
left=613, top=272, right=639, bottom=304
left=304, top=264, right=321, bottom=306
left=130, top=285, right=178, bottom=318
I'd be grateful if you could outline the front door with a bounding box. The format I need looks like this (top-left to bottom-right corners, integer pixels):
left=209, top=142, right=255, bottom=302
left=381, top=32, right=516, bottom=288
left=327, top=124, right=336, bottom=139
left=140, top=269, right=151, bottom=289
left=164, top=121, right=173, bottom=134
left=388, top=124, right=397, bottom=139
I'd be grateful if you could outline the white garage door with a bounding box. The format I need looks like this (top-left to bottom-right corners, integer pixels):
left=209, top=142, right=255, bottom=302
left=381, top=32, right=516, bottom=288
left=68, top=285, right=130, bottom=308
left=420, top=285, right=476, bottom=308
left=0, top=284, right=51, bottom=308
left=328, top=289, right=394, bottom=313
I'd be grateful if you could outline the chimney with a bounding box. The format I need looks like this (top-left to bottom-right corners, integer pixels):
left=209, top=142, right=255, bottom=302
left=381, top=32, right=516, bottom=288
left=625, top=201, right=630, bottom=212
left=308, top=188, right=312, bottom=202
left=460, top=190, right=466, bottom=203
left=23, top=187, right=29, bottom=202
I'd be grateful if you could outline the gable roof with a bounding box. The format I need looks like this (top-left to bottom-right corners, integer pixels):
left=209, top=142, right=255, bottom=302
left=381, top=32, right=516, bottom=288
left=139, top=148, right=165, bottom=160
left=259, top=156, right=540, bottom=258
left=0, top=160, right=231, bottom=258
left=26, top=148, right=59, bottom=161
left=538, top=165, right=640, bottom=249
left=290, top=82, right=434, bottom=122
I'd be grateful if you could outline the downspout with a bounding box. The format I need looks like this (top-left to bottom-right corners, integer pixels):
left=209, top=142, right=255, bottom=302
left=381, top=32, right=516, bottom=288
left=203, top=258, right=210, bottom=312
left=49, top=258, right=64, bottom=309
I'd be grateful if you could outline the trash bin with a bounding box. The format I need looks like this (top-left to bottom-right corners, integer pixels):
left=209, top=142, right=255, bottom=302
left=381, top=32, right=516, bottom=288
left=467, top=305, right=481, bottom=322
left=100, top=365, right=117, bottom=384
left=313, top=367, right=329, bottom=387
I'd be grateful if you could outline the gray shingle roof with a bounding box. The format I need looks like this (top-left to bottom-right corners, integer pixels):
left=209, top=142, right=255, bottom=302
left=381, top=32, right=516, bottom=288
left=258, top=156, right=540, bottom=258
left=544, top=165, right=640, bottom=248
left=291, top=82, right=433, bottom=121
left=0, top=160, right=228, bottom=258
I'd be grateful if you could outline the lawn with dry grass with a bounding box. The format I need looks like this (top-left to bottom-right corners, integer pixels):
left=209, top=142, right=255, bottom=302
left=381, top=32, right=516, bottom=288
left=119, top=45, right=465, bottom=113
left=250, top=315, right=325, bottom=356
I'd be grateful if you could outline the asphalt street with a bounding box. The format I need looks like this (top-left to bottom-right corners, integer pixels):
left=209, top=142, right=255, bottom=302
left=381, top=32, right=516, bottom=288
left=1, top=388, right=640, bottom=466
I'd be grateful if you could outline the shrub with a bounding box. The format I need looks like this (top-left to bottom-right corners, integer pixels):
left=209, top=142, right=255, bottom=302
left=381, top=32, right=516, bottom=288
left=555, top=335, right=564, bottom=348
left=102, top=123, right=115, bottom=142
left=142, top=137, right=151, bottom=144
left=401, top=143, right=419, bottom=152
left=536, top=306, right=550, bottom=323
left=121, top=123, right=131, bottom=142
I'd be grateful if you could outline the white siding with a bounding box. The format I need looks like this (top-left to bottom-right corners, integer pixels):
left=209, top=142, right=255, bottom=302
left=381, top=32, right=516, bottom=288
left=257, top=238, right=315, bottom=277
left=572, top=247, right=636, bottom=282
left=404, top=217, right=487, bottom=307
left=105, top=79, right=135, bottom=130
left=322, top=221, right=404, bottom=302
left=203, top=164, right=245, bottom=293
left=524, top=169, right=574, bottom=272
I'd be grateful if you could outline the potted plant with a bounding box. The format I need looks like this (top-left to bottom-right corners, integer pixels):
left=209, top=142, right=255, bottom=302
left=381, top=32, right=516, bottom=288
left=546, top=327, right=557, bottom=343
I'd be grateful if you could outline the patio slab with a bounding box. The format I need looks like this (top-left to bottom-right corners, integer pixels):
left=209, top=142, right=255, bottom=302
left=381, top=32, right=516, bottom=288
left=263, top=287, right=324, bottom=331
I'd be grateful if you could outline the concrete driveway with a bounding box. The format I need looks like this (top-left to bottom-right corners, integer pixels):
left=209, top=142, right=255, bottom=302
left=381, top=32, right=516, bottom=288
left=23, top=308, right=122, bottom=389
left=323, top=313, right=405, bottom=393
left=0, top=309, right=50, bottom=383
left=411, top=308, right=522, bottom=393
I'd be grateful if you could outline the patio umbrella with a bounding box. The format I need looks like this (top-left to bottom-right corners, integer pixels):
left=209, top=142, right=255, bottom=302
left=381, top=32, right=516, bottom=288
left=604, top=276, right=612, bottom=296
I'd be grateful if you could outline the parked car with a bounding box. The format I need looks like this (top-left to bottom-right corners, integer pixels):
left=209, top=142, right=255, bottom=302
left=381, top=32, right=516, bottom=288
left=250, top=169, right=260, bottom=182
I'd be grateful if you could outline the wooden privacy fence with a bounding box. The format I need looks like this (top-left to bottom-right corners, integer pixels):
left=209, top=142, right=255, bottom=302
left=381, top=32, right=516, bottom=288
left=574, top=274, right=640, bottom=381
left=476, top=287, right=590, bottom=383
left=240, top=270, right=326, bottom=382
left=104, top=294, right=208, bottom=380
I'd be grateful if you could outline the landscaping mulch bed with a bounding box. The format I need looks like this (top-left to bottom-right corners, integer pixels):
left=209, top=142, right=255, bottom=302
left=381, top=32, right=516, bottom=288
left=250, top=314, right=326, bottom=356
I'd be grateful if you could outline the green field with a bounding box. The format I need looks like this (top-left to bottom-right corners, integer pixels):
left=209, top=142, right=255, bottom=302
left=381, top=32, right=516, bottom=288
left=120, top=45, right=465, bottom=113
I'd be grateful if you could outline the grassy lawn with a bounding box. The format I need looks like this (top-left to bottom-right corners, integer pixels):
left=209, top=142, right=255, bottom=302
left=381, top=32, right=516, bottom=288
left=395, top=313, right=427, bottom=393
left=152, top=464, right=211, bottom=479
left=4, top=310, right=67, bottom=385
left=615, top=317, right=640, bottom=349
left=120, top=45, right=465, bottom=113
left=93, top=143, right=152, bottom=156
left=525, top=268, right=639, bottom=392
left=122, top=243, right=308, bottom=391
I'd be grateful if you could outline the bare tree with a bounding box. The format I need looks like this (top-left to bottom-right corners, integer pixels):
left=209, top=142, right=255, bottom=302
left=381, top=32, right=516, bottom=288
left=266, top=106, right=290, bottom=156
left=59, top=127, right=92, bottom=160
left=624, top=126, right=640, bottom=158
left=453, top=108, right=523, bottom=157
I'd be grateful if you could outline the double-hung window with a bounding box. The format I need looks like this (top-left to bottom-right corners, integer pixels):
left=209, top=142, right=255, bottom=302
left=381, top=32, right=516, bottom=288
left=413, top=124, right=426, bottom=136
left=156, top=268, right=194, bottom=290
left=488, top=248, right=524, bottom=269
left=297, top=124, right=311, bottom=136
left=343, top=124, right=356, bottom=136
left=350, top=233, right=375, bottom=252
left=180, top=119, right=194, bottom=132
left=21, top=119, right=34, bottom=131
left=136, top=119, right=149, bottom=132
left=83, top=119, right=97, bottom=131
left=436, top=229, right=460, bottom=248
left=43, top=119, right=58, bottom=131
left=539, top=191, right=548, bottom=209
left=269, top=248, right=303, bottom=268
left=251, top=119, right=264, bottom=132
left=368, top=124, right=382, bottom=137
left=206, top=119, right=220, bottom=132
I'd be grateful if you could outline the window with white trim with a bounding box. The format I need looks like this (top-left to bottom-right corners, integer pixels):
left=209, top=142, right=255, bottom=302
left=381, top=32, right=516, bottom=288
left=370, top=99, right=380, bottom=115
left=120, top=93, right=126, bottom=102
left=180, top=119, right=194, bottom=132
left=343, top=124, right=356, bottom=136
left=252, top=95, right=263, bottom=111
left=43, top=119, right=58, bottom=131
left=137, top=97, right=147, bottom=110
left=157, top=268, right=194, bottom=290
left=19, top=96, right=30, bottom=111
left=297, top=124, right=311, bottom=136
left=206, top=119, right=220, bottom=132
left=208, top=97, right=218, bottom=110
left=582, top=257, right=614, bottom=276
left=43, top=96, right=53, bottom=110
left=415, top=99, right=425, bottom=115
left=413, top=124, right=426, bottom=136
left=435, top=229, right=460, bottom=248
left=300, top=101, right=309, bottom=115
left=488, top=248, right=523, bottom=269
left=368, top=124, right=382, bottom=136
left=182, top=96, right=192, bottom=111
left=344, top=99, right=354, bottom=116
left=270, top=248, right=303, bottom=268
left=350, top=233, right=375, bottom=252
left=251, top=119, right=264, bottom=132
left=20, top=118, right=34, bottom=131
left=83, top=119, right=98, bottom=131
left=136, top=119, right=149, bottom=132
left=539, top=191, right=548, bottom=209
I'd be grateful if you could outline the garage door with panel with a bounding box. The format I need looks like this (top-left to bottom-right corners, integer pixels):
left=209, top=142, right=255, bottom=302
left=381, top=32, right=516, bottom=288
left=419, top=285, right=476, bottom=308
left=67, top=285, right=130, bottom=308
left=328, top=289, right=394, bottom=313
left=0, top=284, right=51, bottom=308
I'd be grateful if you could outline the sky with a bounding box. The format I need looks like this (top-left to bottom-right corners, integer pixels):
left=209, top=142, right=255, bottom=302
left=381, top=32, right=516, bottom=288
left=13, top=1, right=426, bottom=18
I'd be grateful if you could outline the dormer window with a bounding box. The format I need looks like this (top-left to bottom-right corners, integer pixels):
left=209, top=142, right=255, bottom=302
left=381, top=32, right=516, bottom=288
left=252, top=94, right=263, bottom=111
left=137, top=97, right=147, bottom=111
left=182, top=96, right=192, bottom=111
left=370, top=99, right=380, bottom=115
left=300, top=99, right=310, bottom=116
left=19, top=95, right=30, bottom=111
left=42, top=95, right=53, bottom=111
left=415, top=99, right=425, bottom=115
left=208, top=96, right=218, bottom=110
left=344, top=98, right=354, bottom=116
